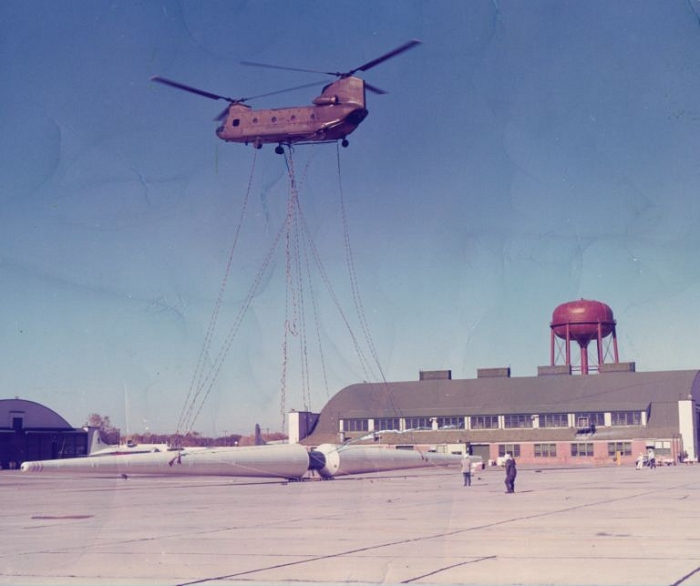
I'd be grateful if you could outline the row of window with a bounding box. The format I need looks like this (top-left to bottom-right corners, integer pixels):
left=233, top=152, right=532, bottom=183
left=343, top=411, right=643, bottom=432
left=496, top=442, right=670, bottom=458
left=498, top=442, right=634, bottom=458
left=231, top=112, right=316, bottom=127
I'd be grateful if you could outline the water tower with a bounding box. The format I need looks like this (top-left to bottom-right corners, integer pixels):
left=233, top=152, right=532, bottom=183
left=550, top=299, right=619, bottom=375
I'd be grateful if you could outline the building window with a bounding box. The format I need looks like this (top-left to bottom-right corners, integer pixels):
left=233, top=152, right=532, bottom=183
left=534, top=443, right=557, bottom=457
left=437, top=416, right=464, bottom=430
left=650, top=440, right=671, bottom=456
left=571, top=442, right=594, bottom=456
left=575, top=412, right=605, bottom=427
left=504, top=414, right=533, bottom=429
left=471, top=415, right=498, bottom=429
left=539, top=413, right=568, bottom=428
left=611, top=411, right=641, bottom=426
left=608, top=442, right=632, bottom=457
left=404, top=417, right=431, bottom=430
left=374, top=418, right=400, bottom=431
left=498, top=444, right=521, bottom=458
left=343, top=419, right=368, bottom=432
left=232, top=119, right=240, bottom=127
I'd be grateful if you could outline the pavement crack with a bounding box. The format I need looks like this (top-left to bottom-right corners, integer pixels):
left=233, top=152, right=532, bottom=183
left=670, top=565, right=700, bottom=586
left=401, top=555, right=497, bottom=583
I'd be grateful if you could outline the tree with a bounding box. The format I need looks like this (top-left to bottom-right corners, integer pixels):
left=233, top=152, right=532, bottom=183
left=85, top=413, right=121, bottom=445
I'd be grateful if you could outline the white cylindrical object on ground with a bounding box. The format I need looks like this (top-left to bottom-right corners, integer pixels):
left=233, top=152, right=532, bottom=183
left=314, top=444, right=460, bottom=478
left=21, top=443, right=310, bottom=479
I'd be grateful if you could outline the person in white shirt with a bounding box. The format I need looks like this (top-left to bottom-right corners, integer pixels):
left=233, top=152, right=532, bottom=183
left=460, top=454, right=473, bottom=487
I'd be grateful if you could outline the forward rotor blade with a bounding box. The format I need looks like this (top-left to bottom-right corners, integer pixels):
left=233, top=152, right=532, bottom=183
left=212, top=81, right=326, bottom=121
left=151, top=76, right=239, bottom=102
left=352, top=39, right=422, bottom=74
left=214, top=106, right=231, bottom=121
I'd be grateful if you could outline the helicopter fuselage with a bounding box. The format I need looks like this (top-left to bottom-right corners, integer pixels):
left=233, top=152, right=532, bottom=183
left=216, top=76, right=368, bottom=148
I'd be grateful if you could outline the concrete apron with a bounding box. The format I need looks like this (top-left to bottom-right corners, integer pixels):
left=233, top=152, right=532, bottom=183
left=0, top=463, right=699, bottom=585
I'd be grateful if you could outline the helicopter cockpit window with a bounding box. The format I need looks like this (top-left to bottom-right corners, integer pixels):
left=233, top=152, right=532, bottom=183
left=232, top=119, right=240, bottom=127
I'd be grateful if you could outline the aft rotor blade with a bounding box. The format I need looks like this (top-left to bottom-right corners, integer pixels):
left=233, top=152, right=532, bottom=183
left=365, top=82, right=388, bottom=95
left=245, top=80, right=326, bottom=100
left=151, top=76, right=239, bottom=102
left=352, top=39, right=422, bottom=74
left=241, top=39, right=421, bottom=79
left=240, top=61, right=329, bottom=75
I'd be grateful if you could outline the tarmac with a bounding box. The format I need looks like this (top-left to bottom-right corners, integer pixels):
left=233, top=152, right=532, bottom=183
left=1, top=462, right=699, bottom=586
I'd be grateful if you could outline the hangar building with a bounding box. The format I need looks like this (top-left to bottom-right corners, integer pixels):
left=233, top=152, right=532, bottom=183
left=299, top=300, right=700, bottom=466
left=0, top=399, right=88, bottom=469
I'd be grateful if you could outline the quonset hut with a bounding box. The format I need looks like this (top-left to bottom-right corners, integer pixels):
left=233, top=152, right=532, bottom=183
left=0, top=399, right=88, bottom=469
left=300, top=301, right=700, bottom=466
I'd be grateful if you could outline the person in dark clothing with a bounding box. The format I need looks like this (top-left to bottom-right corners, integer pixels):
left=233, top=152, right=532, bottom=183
left=504, top=453, right=517, bottom=493
left=647, top=447, right=656, bottom=469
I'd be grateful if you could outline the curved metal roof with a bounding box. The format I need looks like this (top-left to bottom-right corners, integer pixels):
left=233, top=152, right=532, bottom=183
left=0, top=399, right=74, bottom=430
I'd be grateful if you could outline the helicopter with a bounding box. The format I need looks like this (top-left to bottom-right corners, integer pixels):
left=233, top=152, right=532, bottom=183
left=151, top=40, right=421, bottom=154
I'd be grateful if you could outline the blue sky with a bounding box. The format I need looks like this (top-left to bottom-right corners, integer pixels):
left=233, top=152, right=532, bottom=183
left=2, top=1, right=700, bottom=436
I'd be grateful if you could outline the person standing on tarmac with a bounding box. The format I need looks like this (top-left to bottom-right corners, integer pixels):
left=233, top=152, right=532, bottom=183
left=460, top=453, right=473, bottom=487
left=647, top=447, right=656, bottom=469
left=504, top=453, right=517, bottom=493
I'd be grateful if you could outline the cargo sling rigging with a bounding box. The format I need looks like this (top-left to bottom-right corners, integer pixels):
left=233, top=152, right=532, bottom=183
left=177, top=145, right=386, bottom=436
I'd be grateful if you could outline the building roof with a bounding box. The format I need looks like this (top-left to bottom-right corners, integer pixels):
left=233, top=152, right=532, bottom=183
left=0, top=399, right=75, bottom=431
left=305, top=370, right=700, bottom=443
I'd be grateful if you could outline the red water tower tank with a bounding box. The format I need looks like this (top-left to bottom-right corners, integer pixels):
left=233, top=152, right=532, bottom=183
left=550, top=299, right=619, bottom=374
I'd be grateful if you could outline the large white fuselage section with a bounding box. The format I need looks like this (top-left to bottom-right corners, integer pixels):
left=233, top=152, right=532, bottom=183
left=21, top=442, right=461, bottom=480
left=21, top=443, right=311, bottom=479
left=313, top=444, right=461, bottom=478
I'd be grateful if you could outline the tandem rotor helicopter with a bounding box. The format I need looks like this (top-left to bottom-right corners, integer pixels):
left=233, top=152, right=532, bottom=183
left=151, top=40, right=421, bottom=154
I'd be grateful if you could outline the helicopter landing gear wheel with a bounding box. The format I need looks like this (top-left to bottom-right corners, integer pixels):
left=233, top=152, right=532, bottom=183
left=341, top=139, right=349, bottom=148
left=275, top=145, right=284, bottom=155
